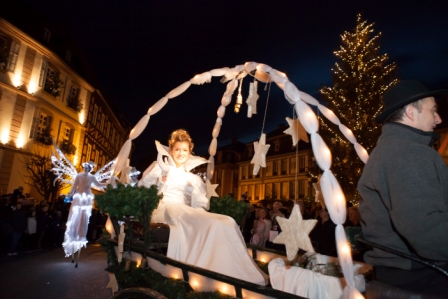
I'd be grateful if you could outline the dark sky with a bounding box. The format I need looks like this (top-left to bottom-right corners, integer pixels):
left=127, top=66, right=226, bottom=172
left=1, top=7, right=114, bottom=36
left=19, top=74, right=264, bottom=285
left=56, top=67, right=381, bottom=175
left=21, top=0, right=448, bottom=168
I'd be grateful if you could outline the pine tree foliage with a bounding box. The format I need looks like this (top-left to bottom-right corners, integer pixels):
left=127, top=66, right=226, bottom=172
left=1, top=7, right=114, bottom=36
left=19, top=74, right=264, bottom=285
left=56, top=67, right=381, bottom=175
left=318, top=14, right=398, bottom=202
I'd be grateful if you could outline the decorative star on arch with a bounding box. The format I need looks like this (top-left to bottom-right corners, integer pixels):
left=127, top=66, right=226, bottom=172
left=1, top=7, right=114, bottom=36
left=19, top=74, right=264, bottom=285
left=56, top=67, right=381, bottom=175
left=251, top=133, right=270, bottom=175
left=273, top=204, right=318, bottom=261
left=246, top=80, right=259, bottom=118
left=283, top=117, right=309, bottom=146
left=205, top=179, right=219, bottom=199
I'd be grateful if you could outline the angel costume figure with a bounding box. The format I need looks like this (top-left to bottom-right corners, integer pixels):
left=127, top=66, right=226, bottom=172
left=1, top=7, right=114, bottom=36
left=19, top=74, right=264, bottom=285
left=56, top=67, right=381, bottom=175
left=138, top=129, right=267, bottom=285
left=62, top=161, right=107, bottom=258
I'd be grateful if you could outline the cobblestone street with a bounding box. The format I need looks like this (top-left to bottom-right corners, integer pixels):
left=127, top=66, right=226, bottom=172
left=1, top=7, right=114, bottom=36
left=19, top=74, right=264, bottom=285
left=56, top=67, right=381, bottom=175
left=0, top=244, right=111, bottom=299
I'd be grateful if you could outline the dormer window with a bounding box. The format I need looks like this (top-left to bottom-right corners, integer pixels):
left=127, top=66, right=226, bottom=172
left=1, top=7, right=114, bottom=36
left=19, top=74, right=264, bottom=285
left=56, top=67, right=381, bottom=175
left=65, top=50, right=71, bottom=62
left=44, top=28, right=51, bottom=43
left=274, top=142, right=280, bottom=151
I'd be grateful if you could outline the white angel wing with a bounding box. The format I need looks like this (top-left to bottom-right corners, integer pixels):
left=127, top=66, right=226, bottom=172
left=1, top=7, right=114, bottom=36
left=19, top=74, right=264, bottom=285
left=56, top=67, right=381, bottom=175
left=155, top=141, right=175, bottom=166
left=184, top=156, right=208, bottom=172
left=93, top=160, right=116, bottom=190
left=50, top=140, right=77, bottom=186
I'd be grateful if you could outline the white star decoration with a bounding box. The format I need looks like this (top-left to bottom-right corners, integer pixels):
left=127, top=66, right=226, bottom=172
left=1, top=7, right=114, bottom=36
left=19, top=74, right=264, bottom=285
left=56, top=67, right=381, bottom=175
left=246, top=81, right=259, bottom=118
left=250, top=133, right=270, bottom=175
left=283, top=117, right=309, bottom=146
left=205, top=179, right=219, bottom=199
left=273, top=204, right=318, bottom=261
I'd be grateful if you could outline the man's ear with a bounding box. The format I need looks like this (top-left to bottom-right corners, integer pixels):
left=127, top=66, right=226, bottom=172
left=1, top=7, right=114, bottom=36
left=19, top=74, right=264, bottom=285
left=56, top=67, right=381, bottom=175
left=404, top=104, right=416, bottom=122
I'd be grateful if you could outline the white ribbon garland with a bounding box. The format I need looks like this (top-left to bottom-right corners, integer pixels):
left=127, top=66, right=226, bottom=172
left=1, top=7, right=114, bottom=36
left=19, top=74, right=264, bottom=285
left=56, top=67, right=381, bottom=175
left=110, top=62, right=371, bottom=298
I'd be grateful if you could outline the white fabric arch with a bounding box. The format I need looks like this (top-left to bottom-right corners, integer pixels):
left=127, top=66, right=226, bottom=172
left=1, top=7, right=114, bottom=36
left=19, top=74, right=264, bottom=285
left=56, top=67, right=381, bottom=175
left=110, top=62, right=371, bottom=298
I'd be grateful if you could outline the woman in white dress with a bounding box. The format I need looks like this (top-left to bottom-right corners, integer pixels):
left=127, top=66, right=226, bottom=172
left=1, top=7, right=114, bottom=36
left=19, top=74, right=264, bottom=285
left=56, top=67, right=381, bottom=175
left=63, top=161, right=107, bottom=260
left=138, top=129, right=267, bottom=285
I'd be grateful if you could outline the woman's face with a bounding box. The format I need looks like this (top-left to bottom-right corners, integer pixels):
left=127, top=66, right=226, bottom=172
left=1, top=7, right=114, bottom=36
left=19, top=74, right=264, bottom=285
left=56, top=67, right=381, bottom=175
left=170, top=141, right=191, bottom=167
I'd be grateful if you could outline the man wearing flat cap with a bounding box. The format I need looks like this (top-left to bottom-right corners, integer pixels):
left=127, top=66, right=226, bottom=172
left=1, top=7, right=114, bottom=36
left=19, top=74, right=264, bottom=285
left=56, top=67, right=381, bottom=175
left=358, top=80, right=448, bottom=297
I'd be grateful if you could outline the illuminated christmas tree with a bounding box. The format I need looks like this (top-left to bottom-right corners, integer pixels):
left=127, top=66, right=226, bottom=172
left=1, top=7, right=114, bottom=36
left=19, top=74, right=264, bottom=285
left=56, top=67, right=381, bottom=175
left=318, top=14, right=398, bottom=203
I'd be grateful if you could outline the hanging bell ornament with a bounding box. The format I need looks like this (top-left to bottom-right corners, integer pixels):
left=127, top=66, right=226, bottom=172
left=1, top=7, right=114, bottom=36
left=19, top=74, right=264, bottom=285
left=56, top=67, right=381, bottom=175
left=234, top=78, right=244, bottom=113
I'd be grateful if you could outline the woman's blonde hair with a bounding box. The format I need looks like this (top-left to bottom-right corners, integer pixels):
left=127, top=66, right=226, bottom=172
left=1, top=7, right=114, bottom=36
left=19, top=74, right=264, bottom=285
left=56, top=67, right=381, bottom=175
left=169, top=129, right=194, bottom=152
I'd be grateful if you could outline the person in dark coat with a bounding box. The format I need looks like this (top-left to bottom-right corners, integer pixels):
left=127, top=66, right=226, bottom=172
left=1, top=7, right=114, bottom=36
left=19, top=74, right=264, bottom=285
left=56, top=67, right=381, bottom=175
left=242, top=204, right=257, bottom=243
left=36, top=204, right=50, bottom=249
left=358, top=80, right=448, bottom=297
left=10, top=186, right=23, bottom=205
left=7, top=202, right=27, bottom=255
left=310, top=208, right=337, bottom=257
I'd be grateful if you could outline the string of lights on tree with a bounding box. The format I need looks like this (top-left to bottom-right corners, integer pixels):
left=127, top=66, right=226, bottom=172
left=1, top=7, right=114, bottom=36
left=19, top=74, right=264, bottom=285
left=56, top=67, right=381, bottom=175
left=317, top=14, right=398, bottom=203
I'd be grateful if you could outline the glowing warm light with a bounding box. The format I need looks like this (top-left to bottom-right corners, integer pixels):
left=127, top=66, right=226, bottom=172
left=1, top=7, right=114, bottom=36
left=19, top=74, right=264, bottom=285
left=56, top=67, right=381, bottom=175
left=28, top=80, right=37, bottom=94
left=191, top=280, right=199, bottom=287
left=341, top=243, right=350, bottom=255
left=16, top=134, right=25, bottom=148
left=260, top=258, right=266, bottom=263
left=324, top=148, right=331, bottom=157
left=13, top=74, right=21, bottom=87
left=172, top=274, right=178, bottom=279
left=136, top=259, right=141, bottom=267
left=306, top=111, right=314, bottom=120
left=1, top=129, right=9, bottom=144
left=79, top=110, right=85, bottom=124
left=73, top=155, right=79, bottom=167
left=220, top=285, right=227, bottom=293
left=336, top=193, right=344, bottom=203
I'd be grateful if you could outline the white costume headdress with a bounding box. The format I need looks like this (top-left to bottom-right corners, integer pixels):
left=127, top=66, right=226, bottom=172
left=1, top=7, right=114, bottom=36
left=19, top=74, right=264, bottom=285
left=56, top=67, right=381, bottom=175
left=82, top=161, right=96, bottom=172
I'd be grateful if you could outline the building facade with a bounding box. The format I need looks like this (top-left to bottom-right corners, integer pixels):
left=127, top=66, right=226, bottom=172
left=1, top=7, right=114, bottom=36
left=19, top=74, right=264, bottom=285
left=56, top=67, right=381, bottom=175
left=237, top=124, right=313, bottom=202
left=196, top=124, right=314, bottom=202
left=0, top=16, right=128, bottom=199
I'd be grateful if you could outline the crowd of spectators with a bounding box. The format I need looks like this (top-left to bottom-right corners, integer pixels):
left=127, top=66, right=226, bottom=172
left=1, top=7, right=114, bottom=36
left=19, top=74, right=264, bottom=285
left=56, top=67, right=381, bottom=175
left=244, top=198, right=365, bottom=262
left=0, top=187, right=106, bottom=257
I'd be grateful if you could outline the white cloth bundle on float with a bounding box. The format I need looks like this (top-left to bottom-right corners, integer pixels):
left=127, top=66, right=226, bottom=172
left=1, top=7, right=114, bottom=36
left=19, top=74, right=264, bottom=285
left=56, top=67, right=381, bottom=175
left=269, top=253, right=372, bottom=299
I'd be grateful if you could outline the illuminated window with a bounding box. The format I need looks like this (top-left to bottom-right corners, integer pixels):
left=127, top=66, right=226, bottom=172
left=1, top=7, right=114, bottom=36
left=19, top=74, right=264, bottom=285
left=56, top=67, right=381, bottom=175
left=86, top=144, right=92, bottom=161
left=273, top=161, right=279, bottom=175
left=66, top=85, right=80, bottom=111
left=298, top=180, right=306, bottom=198
left=38, top=113, right=50, bottom=136
left=299, top=156, right=306, bottom=172
left=282, top=182, right=289, bottom=199
left=62, top=127, right=71, bottom=141
left=281, top=159, right=287, bottom=174
left=255, top=185, right=260, bottom=200
left=290, top=157, right=297, bottom=173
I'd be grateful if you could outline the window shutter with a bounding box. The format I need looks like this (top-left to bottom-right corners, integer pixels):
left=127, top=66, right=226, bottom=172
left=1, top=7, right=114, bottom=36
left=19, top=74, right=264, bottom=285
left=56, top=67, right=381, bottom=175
left=29, top=108, right=41, bottom=138
left=39, top=60, right=48, bottom=87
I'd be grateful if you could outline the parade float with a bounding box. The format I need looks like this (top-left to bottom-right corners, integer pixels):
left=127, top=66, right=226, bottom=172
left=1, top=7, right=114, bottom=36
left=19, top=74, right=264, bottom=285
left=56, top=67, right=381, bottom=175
left=57, top=62, right=376, bottom=299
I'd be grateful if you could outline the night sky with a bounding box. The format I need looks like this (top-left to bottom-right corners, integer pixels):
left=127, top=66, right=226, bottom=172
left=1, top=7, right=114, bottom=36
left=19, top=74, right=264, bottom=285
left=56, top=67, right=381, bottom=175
left=19, top=0, right=448, bottom=168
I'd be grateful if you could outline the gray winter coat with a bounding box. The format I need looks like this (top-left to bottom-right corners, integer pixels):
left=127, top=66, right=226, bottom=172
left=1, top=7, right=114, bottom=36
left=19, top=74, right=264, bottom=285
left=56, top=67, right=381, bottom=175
left=358, top=122, right=448, bottom=270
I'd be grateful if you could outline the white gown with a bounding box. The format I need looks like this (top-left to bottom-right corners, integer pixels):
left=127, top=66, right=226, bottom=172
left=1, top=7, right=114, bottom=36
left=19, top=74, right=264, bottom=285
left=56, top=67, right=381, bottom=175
left=62, top=172, right=105, bottom=257
left=139, top=162, right=267, bottom=285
